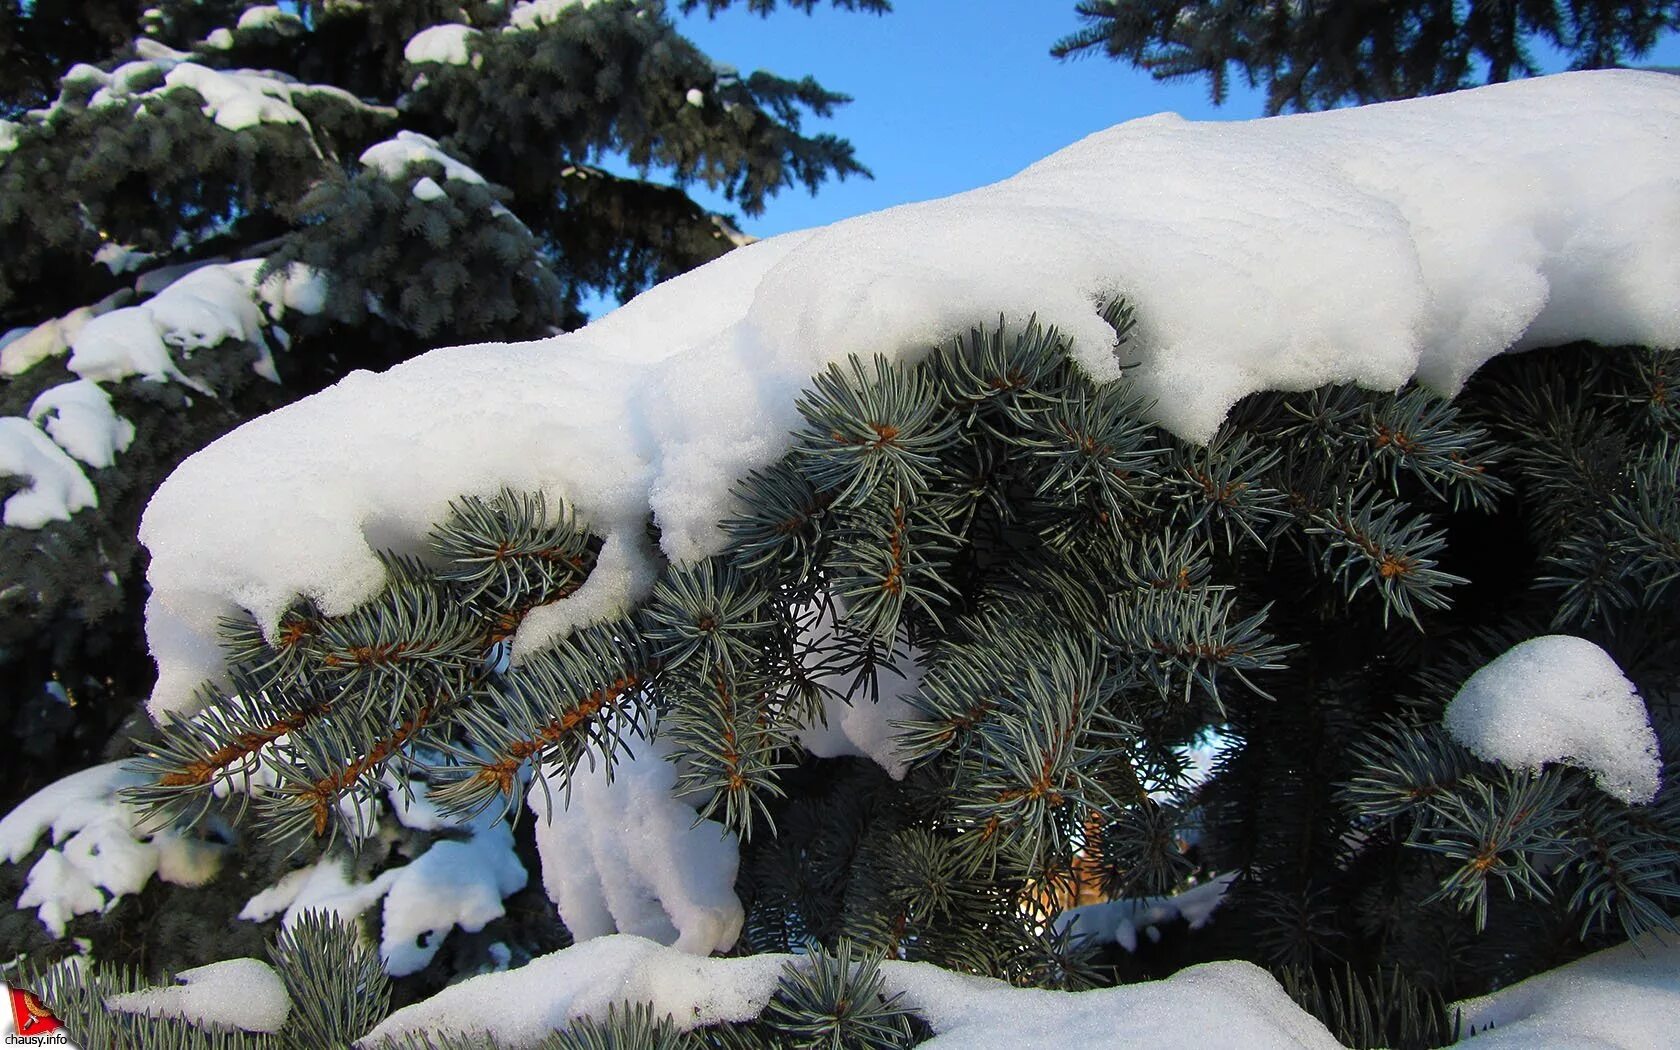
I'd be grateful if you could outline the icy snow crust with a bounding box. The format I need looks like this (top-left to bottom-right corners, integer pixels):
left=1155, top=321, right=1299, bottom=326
left=1445, top=635, right=1662, bottom=803
left=140, top=72, right=1680, bottom=716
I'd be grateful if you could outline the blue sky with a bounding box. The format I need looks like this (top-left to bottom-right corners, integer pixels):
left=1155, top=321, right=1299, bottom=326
left=669, top=2, right=1680, bottom=238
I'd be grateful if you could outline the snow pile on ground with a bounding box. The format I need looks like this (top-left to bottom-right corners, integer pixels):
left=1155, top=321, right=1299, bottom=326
left=137, top=71, right=1680, bottom=718
left=888, top=957, right=1341, bottom=1050
left=1058, top=872, right=1236, bottom=951
left=238, top=774, right=527, bottom=977
left=1445, top=635, right=1662, bottom=803
left=360, top=933, right=1341, bottom=1049
left=107, top=958, right=290, bottom=1033
left=1452, top=931, right=1680, bottom=1048
left=405, top=24, right=479, bottom=66
left=362, top=935, right=786, bottom=1047
left=526, top=734, right=742, bottom=956
left=0, top=762, right=223, bottom=936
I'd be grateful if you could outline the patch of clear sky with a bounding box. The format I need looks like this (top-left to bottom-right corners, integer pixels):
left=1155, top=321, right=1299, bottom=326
left=669, top=1, right=1680, bottom=236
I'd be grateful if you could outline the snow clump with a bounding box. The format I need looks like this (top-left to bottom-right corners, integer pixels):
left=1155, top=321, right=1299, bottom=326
left=1445, top=635, right=1662, bottom=804
left=361, top=933, right=1343, bottom=1049
left=360, top=131, right=488, bottom=185
left=107, top=958, right=291, bottom=1033
left=405, top=23, right=480, bottom=66
left=527, top=734, right=742, bottom=956
left=0, top=762, right=223, bottom=936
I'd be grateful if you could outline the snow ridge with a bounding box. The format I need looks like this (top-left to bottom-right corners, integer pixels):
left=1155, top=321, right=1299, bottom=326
left=139, top=72, right=1680, bottom=717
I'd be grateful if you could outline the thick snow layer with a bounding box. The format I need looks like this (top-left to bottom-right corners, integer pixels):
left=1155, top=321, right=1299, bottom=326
left=0, top=417, right=97, bottom=527
left=527, top=734, right=743, bottom=955
left=1, top=304, right=103, bottom=377
left=0, top=761, right=222, bottom=936
left=28, top=379, right=135, bottom=468
left=1451, top=932, right=1680, bottom=1049
left=405, top=24, right=479, bottom=66
left=235, top=4, right=302, bottom=35
left=108, top=958, right=290, bottom=1033
left=61, top=52, right=373, bottom=136
left=164, top=65, right=304, bottom=132
left=1058, top=872, right=1235, bottom=952
left=139, top=73, right=1680, bottom=717
left=1445, top=635, right=1661, bottom=803
left=361, top=935, right=786, bottom=1047
left=360, top=131, right=488, bottom=185
left=361, top=934, right=1339, bottom=1049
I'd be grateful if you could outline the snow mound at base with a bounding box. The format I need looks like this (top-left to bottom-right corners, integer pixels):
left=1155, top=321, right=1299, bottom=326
left=1452, top=931, right=1680, bottom=1048
left=140, top=71, right=1680, bottom=717
left=107, top=958, right=290, bottom=1034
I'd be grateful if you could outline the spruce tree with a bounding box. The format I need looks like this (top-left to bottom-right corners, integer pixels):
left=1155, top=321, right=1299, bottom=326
left=1053, top=0, right=1680, bottom=111
left=0, top=0, right=875, bottom=815
left=5, top=306, right=1674, bottom=1047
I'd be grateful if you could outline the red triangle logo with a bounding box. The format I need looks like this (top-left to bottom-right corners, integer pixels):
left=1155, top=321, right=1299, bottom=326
left=9, top=986, right=61, bottom=1036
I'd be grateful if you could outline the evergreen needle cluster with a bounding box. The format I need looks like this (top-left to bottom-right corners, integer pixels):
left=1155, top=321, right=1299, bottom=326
left=11, top=302, right=1673, bottom=1048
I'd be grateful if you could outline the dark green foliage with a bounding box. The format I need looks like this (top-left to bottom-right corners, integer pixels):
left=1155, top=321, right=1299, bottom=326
left=1054, top=0, right=1680, bottom=112
left=0, top=0, right=873, bottom=817
left=8, top=294, right=1680, bottom=1047
left=761, top=940, right=917, bottom=1049
left=1277, top=964, right=1460, bottom=1050
left=270, top=911, right=392, bottom=1050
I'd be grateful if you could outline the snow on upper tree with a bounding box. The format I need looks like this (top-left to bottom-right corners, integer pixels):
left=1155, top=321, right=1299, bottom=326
left=4, top=70, right=1680, bottom=1050
left=0, top=0, right=877, bottom=819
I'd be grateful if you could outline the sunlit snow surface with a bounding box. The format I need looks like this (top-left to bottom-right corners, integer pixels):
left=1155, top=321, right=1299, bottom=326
left=1445, top=635, right=1662, bottom=803
left=360, top=931, right=1679, bottom=1050
left=360, top=933, right=1344, bottom=1049
left=140, top=72, right=1680, bottom=720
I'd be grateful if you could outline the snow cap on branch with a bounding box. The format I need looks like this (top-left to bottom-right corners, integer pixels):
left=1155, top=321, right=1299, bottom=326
left=1445, top=635, right=1662, bottom=803
left=140, top=72, right=1680, bottom=717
